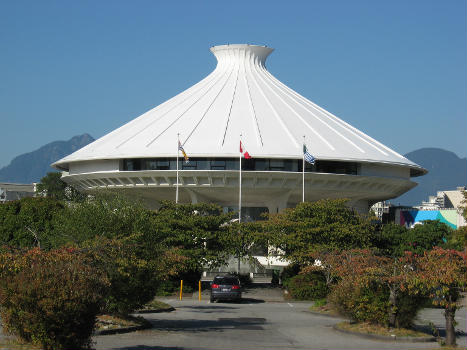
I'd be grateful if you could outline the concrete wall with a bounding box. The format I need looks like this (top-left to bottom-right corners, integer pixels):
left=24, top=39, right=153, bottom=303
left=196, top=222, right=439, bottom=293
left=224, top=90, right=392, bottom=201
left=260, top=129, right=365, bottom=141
left=360, top=163, right=409, bottom=180
left=69, top=160, right=120, bottom=175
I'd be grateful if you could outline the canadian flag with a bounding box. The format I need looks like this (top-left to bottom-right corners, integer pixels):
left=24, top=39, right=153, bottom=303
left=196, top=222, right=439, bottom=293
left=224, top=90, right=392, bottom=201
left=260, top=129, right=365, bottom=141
left=240, top=141, right=252, bottom=159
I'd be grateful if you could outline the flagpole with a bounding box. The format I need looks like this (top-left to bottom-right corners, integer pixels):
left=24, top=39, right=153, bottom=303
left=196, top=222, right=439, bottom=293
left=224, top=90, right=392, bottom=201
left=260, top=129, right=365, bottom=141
left=176, top=133, right=179, bottom=204
left=302, top=135, right=305, bottom=203
left=238, top=134, right=242, bottom=273
left=239, top=134, right=242, bottom=224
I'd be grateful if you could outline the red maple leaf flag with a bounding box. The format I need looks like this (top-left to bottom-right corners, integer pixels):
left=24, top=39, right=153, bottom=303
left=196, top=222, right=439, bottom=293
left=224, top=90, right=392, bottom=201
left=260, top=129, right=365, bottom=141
left=240, top=141, right=252, bottom=159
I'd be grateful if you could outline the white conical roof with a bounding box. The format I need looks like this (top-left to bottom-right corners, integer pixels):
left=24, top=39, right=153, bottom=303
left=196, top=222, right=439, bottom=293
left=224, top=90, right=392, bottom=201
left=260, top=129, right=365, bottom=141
left=54, top=44, right=424, bottom=174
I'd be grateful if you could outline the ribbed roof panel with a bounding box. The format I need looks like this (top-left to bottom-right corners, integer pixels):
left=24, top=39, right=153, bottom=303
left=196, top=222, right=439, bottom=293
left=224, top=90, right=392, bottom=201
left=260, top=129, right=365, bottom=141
left=53, top=44, right=424, bottom=174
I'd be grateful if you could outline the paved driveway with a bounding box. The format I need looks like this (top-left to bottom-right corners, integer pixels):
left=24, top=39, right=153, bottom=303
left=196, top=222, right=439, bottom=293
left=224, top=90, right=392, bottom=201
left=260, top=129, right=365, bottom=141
left=94, top=295, right=466, bottom=350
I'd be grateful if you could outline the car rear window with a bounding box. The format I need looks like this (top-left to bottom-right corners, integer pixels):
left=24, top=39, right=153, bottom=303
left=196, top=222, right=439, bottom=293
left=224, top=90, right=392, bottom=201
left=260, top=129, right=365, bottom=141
left=213, top=277, right=240, bottom=285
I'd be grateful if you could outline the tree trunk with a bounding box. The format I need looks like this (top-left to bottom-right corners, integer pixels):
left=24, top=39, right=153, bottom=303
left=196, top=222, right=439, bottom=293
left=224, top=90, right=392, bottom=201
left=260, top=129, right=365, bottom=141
left=444, top=306, right=457, bottom=346
left=388, top=285, right=397, bottom=328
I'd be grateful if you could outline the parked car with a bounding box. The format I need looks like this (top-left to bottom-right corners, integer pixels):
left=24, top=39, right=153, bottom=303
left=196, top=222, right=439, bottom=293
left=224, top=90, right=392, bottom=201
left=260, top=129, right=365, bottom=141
left=210, top=275, right=242, bottom=302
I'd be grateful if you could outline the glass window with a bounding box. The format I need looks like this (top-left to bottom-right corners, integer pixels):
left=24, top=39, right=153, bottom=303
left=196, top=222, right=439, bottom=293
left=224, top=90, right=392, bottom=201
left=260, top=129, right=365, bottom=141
left=226, top=159, right=237, bottom=170
left=157, top=160, right=170, bottom=170
left=254, top=159, right=268, bottom=171
left=196, top=160, right=209, bottom=170
left=124, top=159, right=141, bottom=171
left=242, top=158, right=255, bottom=170
left=211, top=160, right=226, bottom=170
left=270, top=159, right=285, bottom=171
left=121, top=157, right=360, bottom=175
left=183, top=160, right=197, bottom=169
left=146, top=160, right=157, bottom=170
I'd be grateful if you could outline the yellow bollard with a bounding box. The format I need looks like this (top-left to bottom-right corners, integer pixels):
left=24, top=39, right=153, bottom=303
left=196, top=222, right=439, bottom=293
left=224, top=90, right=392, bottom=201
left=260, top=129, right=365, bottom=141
left=179, top=280, right=183, bottom=300
left=199, top=280, right=202, bottom=301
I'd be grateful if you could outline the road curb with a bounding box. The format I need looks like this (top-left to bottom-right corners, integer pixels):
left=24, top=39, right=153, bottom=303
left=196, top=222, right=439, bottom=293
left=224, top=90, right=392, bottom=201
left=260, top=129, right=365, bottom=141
left=332, top=324, right=436, bottom=342
left=303, top=310, right=344, bottom=319
left=134, top=307, right=175, bottom=314
left=94, top=322, right=152, bottom=336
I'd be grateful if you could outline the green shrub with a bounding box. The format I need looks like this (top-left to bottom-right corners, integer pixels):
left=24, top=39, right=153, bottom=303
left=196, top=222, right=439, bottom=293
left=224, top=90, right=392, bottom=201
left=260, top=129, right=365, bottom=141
left=0, top=247, right=109, bottom=350
left=313, top=298, right=327, bottom=307
left=0, top=197, right=65, bottom=249
left=280, top=264, right=300, bottom=287
left=328, top=279, right=388, bottom=324
left=395, top=292, right=427, bottom=328
left=328, top=278, right=426, bottom=327
left=86, top=236, right=179, bottom=315
left=287, top=272, right=329, bottom=300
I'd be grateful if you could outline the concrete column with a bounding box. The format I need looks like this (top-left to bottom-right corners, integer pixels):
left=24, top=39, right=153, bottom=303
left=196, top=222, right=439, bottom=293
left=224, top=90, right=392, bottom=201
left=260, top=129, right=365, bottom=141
left=267, top=191, right=292, bottom=214
left=185, top=189, right=198, bottom=204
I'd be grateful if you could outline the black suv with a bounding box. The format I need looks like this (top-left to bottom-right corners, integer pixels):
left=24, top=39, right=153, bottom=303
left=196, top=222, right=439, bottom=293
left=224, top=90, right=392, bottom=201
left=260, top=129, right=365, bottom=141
left=210, top=275, right=242, bottom=302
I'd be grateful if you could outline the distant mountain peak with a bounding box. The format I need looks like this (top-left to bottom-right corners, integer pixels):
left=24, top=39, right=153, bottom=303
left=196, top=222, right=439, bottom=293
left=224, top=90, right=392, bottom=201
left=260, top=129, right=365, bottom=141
left=394, top=148, right=466, bottom=206
left=0, top=134, right=95, bottom=184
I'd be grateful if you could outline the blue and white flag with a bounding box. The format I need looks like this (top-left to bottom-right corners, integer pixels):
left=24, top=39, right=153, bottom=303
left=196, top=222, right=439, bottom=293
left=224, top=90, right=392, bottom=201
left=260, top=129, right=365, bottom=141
left=303, top=144, right=315, bottom=165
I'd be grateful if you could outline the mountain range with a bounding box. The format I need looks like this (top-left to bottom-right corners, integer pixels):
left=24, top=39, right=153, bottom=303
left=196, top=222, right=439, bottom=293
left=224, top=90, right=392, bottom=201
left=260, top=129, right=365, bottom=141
left=393, top=148, right=466, bottom=206
left=0, top=134, right=94, bottom=184
left=0, top=135, right=465, bottom=206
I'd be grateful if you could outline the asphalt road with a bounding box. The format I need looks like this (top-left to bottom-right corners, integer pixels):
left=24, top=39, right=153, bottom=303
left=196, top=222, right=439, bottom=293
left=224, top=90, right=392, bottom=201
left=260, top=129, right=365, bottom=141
left=93, top=296, right=466, bottom=350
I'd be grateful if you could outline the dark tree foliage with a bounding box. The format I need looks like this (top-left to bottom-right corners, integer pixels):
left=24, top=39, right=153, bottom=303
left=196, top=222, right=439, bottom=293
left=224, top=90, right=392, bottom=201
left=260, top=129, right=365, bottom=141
left=406, top=220, right=452, bottom=254
left=0, top=247, right=109, bottom=350
left=260, top=199, right=376, bottom=265
left=0, top=197, right=65, bottom=248
left=36, top=172, right=85, bottom=201
left=375, top=220, right=453, bottom=256
left=152, top=201, right=235, bottom=270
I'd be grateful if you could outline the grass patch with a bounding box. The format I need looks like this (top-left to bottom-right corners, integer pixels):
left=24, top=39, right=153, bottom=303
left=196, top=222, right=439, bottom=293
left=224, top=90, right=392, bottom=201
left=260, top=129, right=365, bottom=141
left=337, top=321, right=432, bottom=338
left=142, top=298, right=173, bottom=311
left=0, top=338, right=42, bottom=350
left=309, top=299, right=341, bottom=316
left=96, top=314, right=149, bottom=331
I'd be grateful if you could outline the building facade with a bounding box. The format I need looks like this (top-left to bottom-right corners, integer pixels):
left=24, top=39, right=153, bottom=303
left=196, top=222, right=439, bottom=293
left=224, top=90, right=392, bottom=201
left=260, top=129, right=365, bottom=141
left=53, top=44, right=426, bottom=215
left=0, top=183, right=36, bottom=203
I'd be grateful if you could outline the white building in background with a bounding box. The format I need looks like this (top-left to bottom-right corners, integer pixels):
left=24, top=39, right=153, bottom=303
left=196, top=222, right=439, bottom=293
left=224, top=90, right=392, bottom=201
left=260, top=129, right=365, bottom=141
left=371, top=201, right=391, bottom=221
left=417, top=186, right=466, bottom=210
left=52, top=44, right=426, bottom=217
left=0, top=183, right=36, bottom=203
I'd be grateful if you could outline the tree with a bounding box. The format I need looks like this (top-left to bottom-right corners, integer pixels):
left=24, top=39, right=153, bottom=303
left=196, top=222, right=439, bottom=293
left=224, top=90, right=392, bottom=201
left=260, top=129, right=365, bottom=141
left=36, top=172, right=85, bottom=201
left=447, top=226, right=467, bottom=250
left=84, top=235, right=184, bottom=315
left=0, top=247, right=109, bottom=350
left=151, top=201, right=235, bottom=270
left=260, top=199, right=376, bottom=266
left=406, top=220, right=452, bottom=254
left=374, top=223, right=408, bottom=256
left=305, top=249, right=426, bottom=328
left=375, top=221, right=452, bottom=256
left=410, top=248, right=467, bottom=346
left=52, top=192, right=155, bottom=245
left=0, top=197, right=65, bottom=248
left=460, top=190, right=467, bottom=220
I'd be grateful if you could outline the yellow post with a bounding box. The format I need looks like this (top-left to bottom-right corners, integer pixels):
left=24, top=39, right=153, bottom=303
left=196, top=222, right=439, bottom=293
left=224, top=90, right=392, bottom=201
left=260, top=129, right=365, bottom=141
left=179, top=280, right=183, bottom=300
left=198, top=280, right=202, bottom=301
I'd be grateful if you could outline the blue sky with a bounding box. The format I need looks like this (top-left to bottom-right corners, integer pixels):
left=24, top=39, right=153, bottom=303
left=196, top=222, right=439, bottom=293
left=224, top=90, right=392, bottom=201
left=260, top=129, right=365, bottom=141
left=1, top=0, right=465, bottom=168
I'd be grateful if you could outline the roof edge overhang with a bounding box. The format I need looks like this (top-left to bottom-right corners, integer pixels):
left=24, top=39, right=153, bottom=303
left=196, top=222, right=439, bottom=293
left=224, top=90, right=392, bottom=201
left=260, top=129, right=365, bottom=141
left=52, top=155, right=427, bottom=177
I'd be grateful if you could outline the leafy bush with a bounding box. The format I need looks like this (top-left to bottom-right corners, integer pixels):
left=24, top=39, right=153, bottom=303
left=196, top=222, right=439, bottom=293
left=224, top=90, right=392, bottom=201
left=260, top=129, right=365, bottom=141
left=280, top=264, right=300, bottom=287
left=395, top=292, right=427, bottom=328
left=0, top=197, right=65, bottom=249
left=0, top=247, right=109, bottom=350
left=86, top=236, right=184, bottom=315
left=328, top=279, right=389, bottom=324
left=287, top=272, right=329, bottom=300
left=328, top=278, right=426, bottom=327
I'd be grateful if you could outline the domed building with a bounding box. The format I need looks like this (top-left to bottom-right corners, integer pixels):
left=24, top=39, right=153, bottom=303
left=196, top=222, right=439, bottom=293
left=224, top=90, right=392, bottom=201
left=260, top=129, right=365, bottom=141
left=53, top=44, right=426, bottom=216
